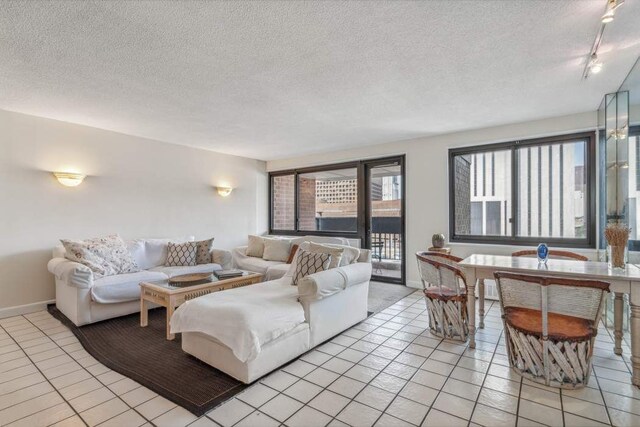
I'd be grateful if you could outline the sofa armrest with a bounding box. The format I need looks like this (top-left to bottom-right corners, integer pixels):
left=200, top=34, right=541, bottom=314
left=211, top=249, right=233, bottom=270
left=298, top=262, right=372, bottom=303
left=47, top=258, right=94, bottom=289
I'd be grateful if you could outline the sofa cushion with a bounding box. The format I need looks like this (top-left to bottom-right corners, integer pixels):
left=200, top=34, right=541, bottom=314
left=234, top=253, right=282, bottom=275
left=165, top=242, right=197, bottom=266
left=307, top=242, right=344, bottom=269
left=196, top=238, right=215, bottom=265
left=90, top=270, right=168, bottom=304
left=246, top=235, right=265, bottom=258
left=292, top=249, right=332, bottom=286
left=265, top=264, right=290, bottom=281
left=149, top=263, right=223, bottom=278
left=137, top=236, right=195, bottom=269
left=61, top=234, right=139, bottom=278
left=263, top=239, right=291, bottom=262
left=311, top=243, right=360, bottom=267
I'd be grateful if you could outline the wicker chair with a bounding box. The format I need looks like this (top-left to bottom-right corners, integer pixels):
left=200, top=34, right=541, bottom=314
left=475, top=250, right=588, bottom=328
left=494, top=272, right=609, bottom=389
left=416, top=252, right=468, bottom=341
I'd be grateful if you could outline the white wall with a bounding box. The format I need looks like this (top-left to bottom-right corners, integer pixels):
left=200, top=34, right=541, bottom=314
left=267, top=111, right=599, bottom=287
left=0, top=109, right=268, bottom=311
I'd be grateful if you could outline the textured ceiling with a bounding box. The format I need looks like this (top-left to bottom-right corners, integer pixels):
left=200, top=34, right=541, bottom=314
left=1, top=1, right=640, bottom=161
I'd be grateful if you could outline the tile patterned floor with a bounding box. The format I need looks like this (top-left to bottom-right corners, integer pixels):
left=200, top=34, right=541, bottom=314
left=1, top=291, right=639, bottom=426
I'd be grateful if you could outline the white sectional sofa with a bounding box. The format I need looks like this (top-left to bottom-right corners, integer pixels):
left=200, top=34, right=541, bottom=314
left=232, top=235, right=358, bottom=281
left=172, top=244, right=372, bottom=383
left=47, top=237, right=232, bottom=326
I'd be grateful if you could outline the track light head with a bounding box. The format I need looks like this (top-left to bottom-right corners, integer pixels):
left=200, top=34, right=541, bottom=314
left=602, top=0, right=624, bottom=24
left=590, top=53, right=603, bottom=74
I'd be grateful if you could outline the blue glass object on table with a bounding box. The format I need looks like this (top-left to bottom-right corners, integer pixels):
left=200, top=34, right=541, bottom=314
left=537, top=243, right=549, bottom=265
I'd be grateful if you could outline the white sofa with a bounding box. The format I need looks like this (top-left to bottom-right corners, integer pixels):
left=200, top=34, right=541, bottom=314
left=232, top=235, right=358, bottom=281
left=173, top=247, right=372, bottom=383
left=47, top=237, right=232, bottom=326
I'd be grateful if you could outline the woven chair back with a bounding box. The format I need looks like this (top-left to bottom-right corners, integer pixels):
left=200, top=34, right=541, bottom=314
left=511, top=250, right=588, bottom=261
left=416, top=252, right=466, bottom=295
left=494, top=272, right=609, bottom=322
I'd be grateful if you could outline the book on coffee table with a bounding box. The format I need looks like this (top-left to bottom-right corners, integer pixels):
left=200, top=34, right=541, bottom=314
left=214, top=269, right=244, bottom=279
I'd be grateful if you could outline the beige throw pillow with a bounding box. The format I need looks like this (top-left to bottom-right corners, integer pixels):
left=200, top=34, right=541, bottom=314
left=195, top=238, right=215, bottom=265
left=307, top=242, right=344, bottom=269
left=263, top=238, right=292, bottom=262
left=246, top=235, right=265, bottom=258
left=319, top=243, right=361, bottom=266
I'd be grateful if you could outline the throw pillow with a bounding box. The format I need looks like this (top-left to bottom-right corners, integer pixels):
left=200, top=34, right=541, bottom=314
left=263, top=238, right=291, bottom=262
left=195, top=238, right=215, bottom=264
left=246, top=235, right=265, bottom=258
left=308, top=242, right=344, bottom=269
left=165, top=242, right=197, bottom=266
left=286, top=244, right=299, bottom=264
left=311, top=242, right=360, bottom=266
left=61, top=234, right=139, bottom=278
left=139, top=236, right=195, bottom=269
left=292, top=249, right=331, bottom=286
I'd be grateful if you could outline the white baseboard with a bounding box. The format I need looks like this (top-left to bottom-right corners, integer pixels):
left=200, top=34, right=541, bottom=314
left=406, top=280, right=421, bottom=289
left=0, top=300, right=55, bottom=319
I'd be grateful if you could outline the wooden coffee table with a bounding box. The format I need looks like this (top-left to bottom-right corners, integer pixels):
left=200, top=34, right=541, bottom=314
left=139, top=271, right=263, bottom=340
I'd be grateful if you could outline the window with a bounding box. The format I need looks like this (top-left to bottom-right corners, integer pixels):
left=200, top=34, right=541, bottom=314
left=298, top=168, right=358, bottom=232
left=449, top=132, right=596, bottom=247
left=269, top=162, right=362, bottom=236
left=271, top=174, right=295, bottom=231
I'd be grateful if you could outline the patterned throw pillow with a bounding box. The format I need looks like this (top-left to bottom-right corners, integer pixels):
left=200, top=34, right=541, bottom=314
left=195, top=238, right=215, bottom=265
left=61, top=234, right=139, bottom=278
left=292, top=249, right=332, bottom=286
left=165, top=242, right=197, bottom=267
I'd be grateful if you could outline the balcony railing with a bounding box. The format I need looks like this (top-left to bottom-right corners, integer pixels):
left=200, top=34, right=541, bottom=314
left=371, top=233, right=402, bottom=261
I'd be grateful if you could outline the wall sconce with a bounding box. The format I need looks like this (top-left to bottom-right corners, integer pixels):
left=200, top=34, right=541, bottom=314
left=53, top=172, right=86, bottom=187
left=216, top=186, right=233, bottom=197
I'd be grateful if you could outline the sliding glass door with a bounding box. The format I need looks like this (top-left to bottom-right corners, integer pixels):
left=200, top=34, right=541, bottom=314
left=269, top=155, right=406, bottom=284
left=365, top=157, right=405, bottom=284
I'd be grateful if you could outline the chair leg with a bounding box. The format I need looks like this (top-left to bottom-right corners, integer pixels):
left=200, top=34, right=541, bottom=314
left=478, top=279, right=485, bottom=329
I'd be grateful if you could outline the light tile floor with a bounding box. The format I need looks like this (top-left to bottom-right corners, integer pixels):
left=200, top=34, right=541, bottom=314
left=0, top=291, right=638, bottom=426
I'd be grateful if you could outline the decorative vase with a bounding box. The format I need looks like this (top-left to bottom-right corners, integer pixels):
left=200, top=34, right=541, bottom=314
left=604, top=224, right=630, bottom=271
left=607, top=245, right=628, bottom=271
left=432, top=234, right=445, bottom=249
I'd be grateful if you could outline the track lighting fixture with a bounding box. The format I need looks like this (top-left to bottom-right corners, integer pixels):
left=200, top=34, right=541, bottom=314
left=602, top=0, right=624, bottom=24
left=590, top=54, right=603, bottom=74
left=582, top=0, right=624, bottom=79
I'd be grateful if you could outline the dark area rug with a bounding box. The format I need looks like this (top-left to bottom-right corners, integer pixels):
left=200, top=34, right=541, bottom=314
left=48, top=306, right=246, bottom=416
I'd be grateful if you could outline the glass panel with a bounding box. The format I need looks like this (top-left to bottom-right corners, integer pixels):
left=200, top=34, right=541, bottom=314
left=369, top=164, right=402, bottom=280
left=452, top=150, right=512, bottom=236
left=271, top=174, right=295, bottom=230
left=298, top=168, right=358, bottom=232
left=516, top=141, right=587, bottom=238
left=628, top=131, right=640, bottom=241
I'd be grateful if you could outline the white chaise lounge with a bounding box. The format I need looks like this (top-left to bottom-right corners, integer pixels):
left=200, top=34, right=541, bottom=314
left=172, top=246, right=372, bottom=383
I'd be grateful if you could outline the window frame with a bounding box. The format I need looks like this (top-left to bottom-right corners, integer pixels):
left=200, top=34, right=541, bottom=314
left=624, top=126, right=640, bottom=252
left=269, top=160, right=363, bottom=238
left=448, top=131, right=597, bottom=248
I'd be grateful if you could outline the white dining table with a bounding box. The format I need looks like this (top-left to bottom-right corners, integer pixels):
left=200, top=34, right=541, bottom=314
left=459, top=254, right=640, bottom=386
